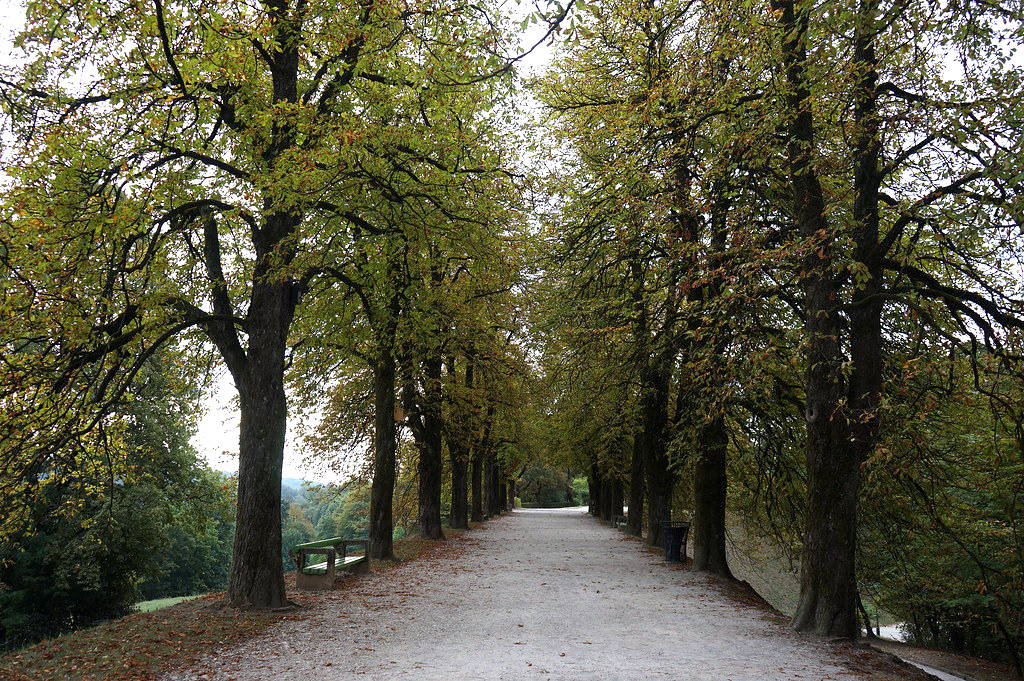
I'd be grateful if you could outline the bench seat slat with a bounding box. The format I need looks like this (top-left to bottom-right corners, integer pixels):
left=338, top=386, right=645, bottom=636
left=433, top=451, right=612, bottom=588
left=300, top=554, right=366, bottom=575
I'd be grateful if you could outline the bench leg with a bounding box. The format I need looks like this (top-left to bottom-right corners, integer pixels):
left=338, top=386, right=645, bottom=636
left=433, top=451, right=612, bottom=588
left=325, top=549, right=336, bottom=584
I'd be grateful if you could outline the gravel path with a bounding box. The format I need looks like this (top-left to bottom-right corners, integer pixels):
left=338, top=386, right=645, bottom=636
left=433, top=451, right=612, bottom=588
left=164, top=508, right=918, bottom=681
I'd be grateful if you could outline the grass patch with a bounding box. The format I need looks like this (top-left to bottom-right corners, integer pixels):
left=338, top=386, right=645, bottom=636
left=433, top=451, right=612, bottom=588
left=135, top=595, right=202, bottom=613
left=0, top=593, right=280, bottom=681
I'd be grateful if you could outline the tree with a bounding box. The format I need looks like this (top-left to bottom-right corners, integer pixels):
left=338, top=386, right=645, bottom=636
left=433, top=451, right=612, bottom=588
left=763, top=0, right=1024, bottom=637
left=0, top=0, right=543, bottom=607
left=534, top=0, right=1024, bottom=643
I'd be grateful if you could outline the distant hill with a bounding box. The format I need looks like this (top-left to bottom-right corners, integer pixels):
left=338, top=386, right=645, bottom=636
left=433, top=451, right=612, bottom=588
left=282, top=477, right=308, bottom=490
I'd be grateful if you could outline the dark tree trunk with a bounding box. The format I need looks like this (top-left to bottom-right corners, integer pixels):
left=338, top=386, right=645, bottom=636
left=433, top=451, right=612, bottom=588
left=483, top=452, right=497, bottom=517
left=773, top=0, right=858, bottom=639
left=611, top=478, right=624, bottom=519
left=858, top=595, right=877, bottom=639
left=497, top=469, right=508, bottom=512
left=848, top=0, right=883, bottom=484
left=600, top=475, right=613, bottom=521
left=483, top=454, right=493, bottom=516
left=226, top=257, right=297, bottom=608
left=369, top=347, right=398, bottom=559
left=229, top=367, right=288, bottom=609
left=446, top=358, right=472, bottom=530
left=627, top=433, right=645, bottom=536
left=588, top=463, right=601, bottom=516
left=471, top=451, right=484, bottom=522
left=692, top=415, right=732, bottom=577
left=417, top=352, right=445, bottom=540
left=449, top=452, right=469, bottom=529
left=489, top=457, right=502, bottom=517
left=508, top=479, right=516, bottom=510
left=691, top=145, right=735, bottom=579
left=842, top=0, right=885, bottom=639
left=474, top=404, right=495, bottom=520
left=221, top=8, right=303, bottom=610
left=641, top=364, right=674, bottom=547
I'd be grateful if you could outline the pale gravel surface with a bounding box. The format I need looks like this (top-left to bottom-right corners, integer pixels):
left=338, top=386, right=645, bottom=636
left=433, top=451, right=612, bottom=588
left=163, top=508, right=887, bottom=681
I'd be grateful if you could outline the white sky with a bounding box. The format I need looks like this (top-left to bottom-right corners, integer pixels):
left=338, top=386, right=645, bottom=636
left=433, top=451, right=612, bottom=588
left=195, top=370, right=337, bottom=482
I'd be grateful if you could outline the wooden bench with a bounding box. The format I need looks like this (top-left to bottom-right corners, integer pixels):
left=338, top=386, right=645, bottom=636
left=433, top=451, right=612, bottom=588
left=291, top=537, right=369, bottom=590
left=612, top=514, right=628, bottom=529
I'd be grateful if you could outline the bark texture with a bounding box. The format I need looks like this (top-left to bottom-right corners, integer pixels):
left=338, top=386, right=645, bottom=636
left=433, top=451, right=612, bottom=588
left=471, top=451, right=484, bottom=522
left=692, top=416, right=732, bottom=577
left=229, top=365, right=289, bottom=608
left=484, top=452, right=501, bottom=517
left=417, top=352, right=445, bottom=540
left=450, top=453, right=470, bottom=529
left=611, top=479, right=624, bottom=519
left=221, top=3, right=303, bottom=610
left=446, top=358, right=472, bottom=530
left=369, top=349, right=398, bottom=559
left=497, top=471, right=508, bottom=513
left=773, top=0, right=859, bottom=638
left=641, top=364, right=674, bottom=548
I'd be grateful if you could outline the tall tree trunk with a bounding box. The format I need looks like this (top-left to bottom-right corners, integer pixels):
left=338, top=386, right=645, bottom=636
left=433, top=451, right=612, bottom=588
left=449, top=451, right=469, bottom=529
left=483, top=451, right=496, bottom=517
left=691, top=151, right=735, bottom=579
left=600, top=474, right=613, bottom=521
left=446, top=357, right=472, bottom=530
left=488, top=455, right=503, bottom=517
left=692, top=415, right=732, bottom=577
left=226, top=273, right=295, bottom=608
left=230, top=373, right=288, bottom=608
left=611, top=478, right=624, bottom=519
left=471, top=451, right=484, bottom=522
left=588, top=462, right=601, bottom=516
left=508, top=479, right=516, bottom=510
left=627, top=432, right=645, bottom=536
left=223, top=8, right=301, bottom=610
left=844, top=0, right=884, bottom=637
left=417, top=352, right=445, bottom=540
left=497, top=468, right=508, bottom=512
left=474, top=403, right=495, bottom=519
left=773, top=0, right=858, bottom=638
left=642, top=364, right=674, bottom=547
left=369, top=347, right=398, bottom=559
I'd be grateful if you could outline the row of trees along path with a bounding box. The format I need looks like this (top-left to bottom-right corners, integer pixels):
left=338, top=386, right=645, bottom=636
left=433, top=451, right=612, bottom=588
left=1, top=0, right=1023, bottom=673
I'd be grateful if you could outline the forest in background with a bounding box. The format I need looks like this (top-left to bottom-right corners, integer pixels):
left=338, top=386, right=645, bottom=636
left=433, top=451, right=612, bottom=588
left=0, top=0, right=1021, bottom=675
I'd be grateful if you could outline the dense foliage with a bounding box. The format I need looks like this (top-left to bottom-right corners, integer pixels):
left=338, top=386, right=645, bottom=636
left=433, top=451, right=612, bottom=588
left=0, top=358, right=232, bottom=647
left=531, top=0, right=1024, bottom=667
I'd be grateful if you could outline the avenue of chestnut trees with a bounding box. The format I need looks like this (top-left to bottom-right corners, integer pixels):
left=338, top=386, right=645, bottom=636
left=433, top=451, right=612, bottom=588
left=1, top=0, right=1022, bottom=672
